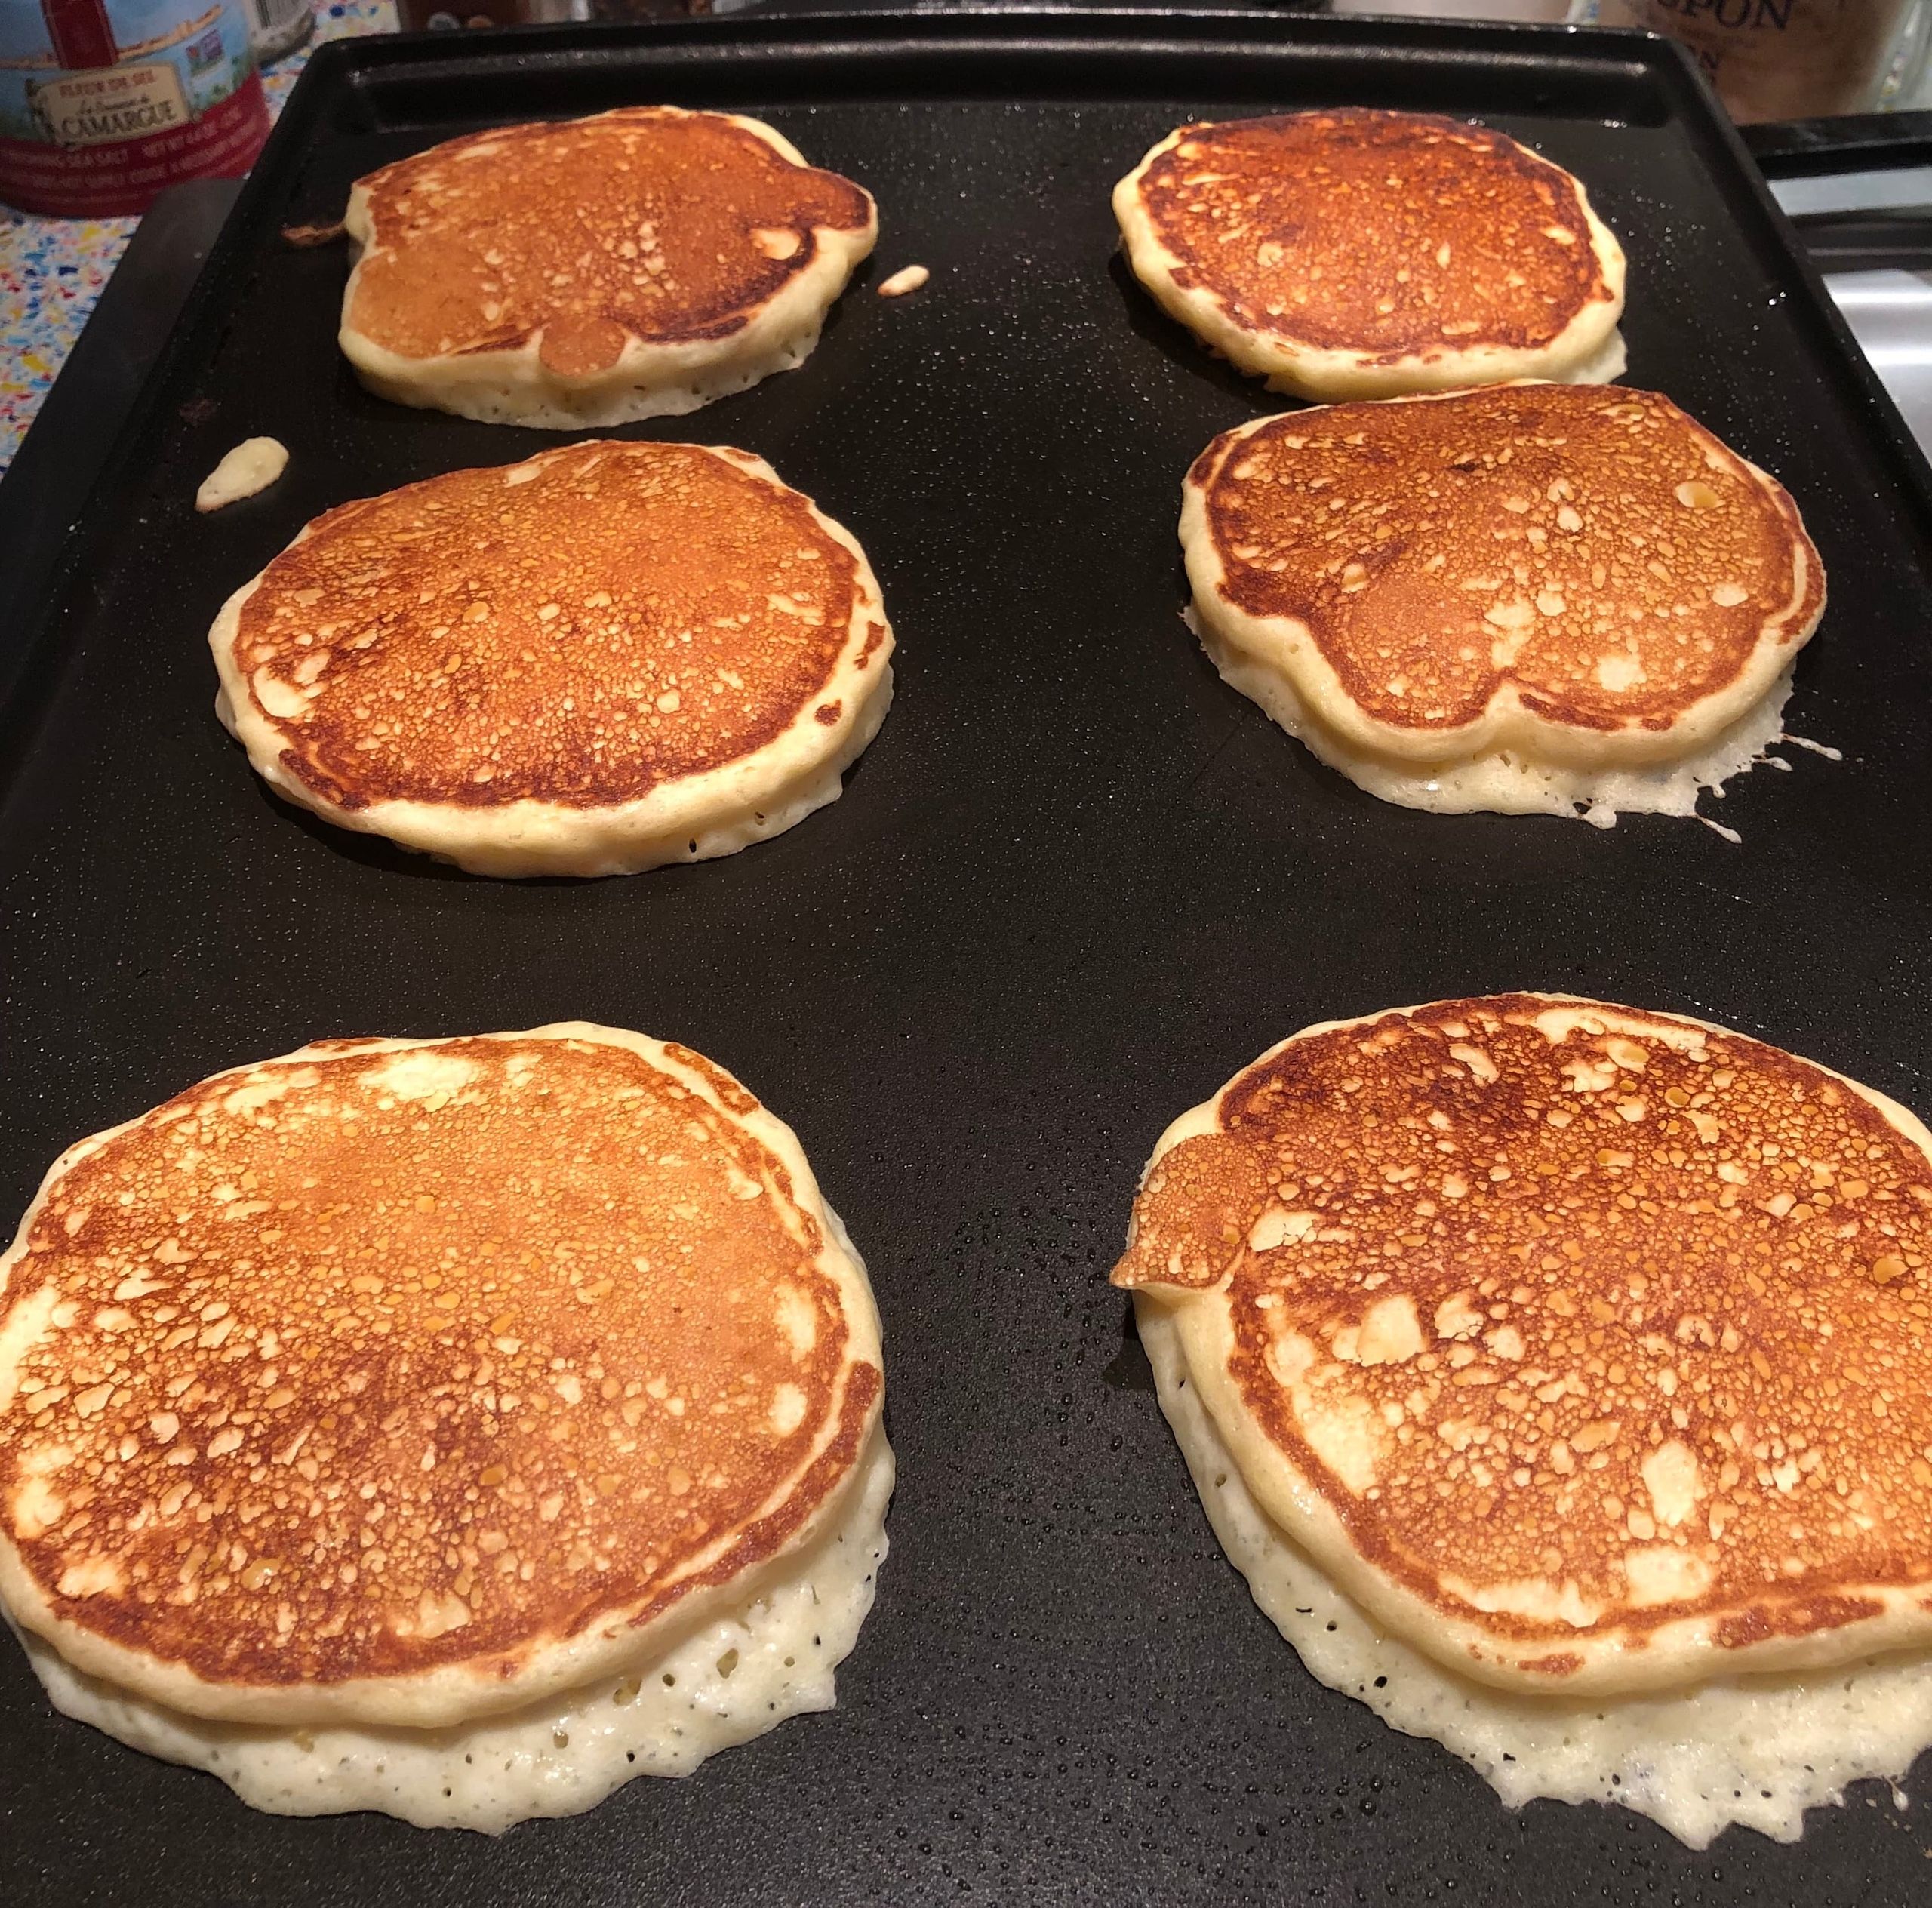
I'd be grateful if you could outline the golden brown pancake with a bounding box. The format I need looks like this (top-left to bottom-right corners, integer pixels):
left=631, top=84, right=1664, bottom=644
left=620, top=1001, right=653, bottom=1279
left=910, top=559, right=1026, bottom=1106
left=1115, top=994, right=1932, bottom=1696
left=340, top=107, right=878, bottom=426
left=1115, top=109, right=1626, bottom=400
left=0, top=1026, right=885, bottom=1733
left=208, top=439, right=894, bottom=877
left=1183, top=384, right=1826, bottom=824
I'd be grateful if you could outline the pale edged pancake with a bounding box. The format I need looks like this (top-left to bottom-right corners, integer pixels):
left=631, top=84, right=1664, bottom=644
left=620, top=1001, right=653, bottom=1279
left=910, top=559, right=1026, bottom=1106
left=208, top=439, right=894, bottom=879
left=1135, top=1297, right=1932, bottom=1848
left=1115, top=110, right=1626, bottom=402
left=18, top=1421, right=892, bottom=1832
left=1113, top=994, right=1932, bottom=1699
left=1182, top=383, right=1825, bottom=825
left=0, top=1024, right=888, bottom=1804
left=340, top=107, right=877, bottom=427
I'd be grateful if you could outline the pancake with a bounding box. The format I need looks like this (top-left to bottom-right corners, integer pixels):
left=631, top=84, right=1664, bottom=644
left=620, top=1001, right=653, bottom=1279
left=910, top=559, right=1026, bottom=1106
left=339, top=107, right=877, bottom=427
left=208, top=439, right=894, bottom=878
left=1114, top=994, right=1932, bottom=1694
left=0, top=1025, right=889, bottom=1829
left=1182, top=383, right=1826, bottom=826
left=1136, top=1299, right=1932, bottom=1847
left=1115, top=109, right=1626, bottom=402
left=1114, top=995, right=1932, bottom=1841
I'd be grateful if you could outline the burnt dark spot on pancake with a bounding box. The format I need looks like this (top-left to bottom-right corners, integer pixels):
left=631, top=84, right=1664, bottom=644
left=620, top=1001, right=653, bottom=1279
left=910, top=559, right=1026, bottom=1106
left=814, top=702, right=841, bottom=726
left=1716, top=1596, right=1885, bottom=1650
left=1516, top=689, right=1620, bottom=734
left=281, top=749, right=367, bottom=811
left=663, top=1041, right=761, bottom=1120
left=1187, top=442, right=1224, bottom=489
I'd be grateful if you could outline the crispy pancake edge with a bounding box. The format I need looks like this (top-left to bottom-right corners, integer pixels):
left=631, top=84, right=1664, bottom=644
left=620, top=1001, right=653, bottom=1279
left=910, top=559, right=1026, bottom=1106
left=1115, top=113, right=1626, bottom=402
left=1114, top=995, right=1932, bottom=1697
left=1180, top=389, right=1825, bottom=774
left=338, top=108, right=878, bottom=429
left=17, top=1417, right=897, bottom=1830
left=207, top=441, right=895, bottom=880
left=0, top=1024, right=886, bottom=1728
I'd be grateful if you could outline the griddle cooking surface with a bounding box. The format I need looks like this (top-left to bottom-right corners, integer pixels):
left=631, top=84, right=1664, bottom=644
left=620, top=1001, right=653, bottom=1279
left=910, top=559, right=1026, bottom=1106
left=4, top=12, right=1931, bottom=1903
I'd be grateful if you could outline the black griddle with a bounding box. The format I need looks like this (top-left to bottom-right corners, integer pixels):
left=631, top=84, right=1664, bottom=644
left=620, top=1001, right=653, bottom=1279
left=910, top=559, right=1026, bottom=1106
left=5, top=11, right=1932, bottom=1903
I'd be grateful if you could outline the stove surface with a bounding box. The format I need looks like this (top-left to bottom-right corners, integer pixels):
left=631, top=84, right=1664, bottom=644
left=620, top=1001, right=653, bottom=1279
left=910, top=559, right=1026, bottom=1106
left=1774, top=165, right=1932, bottom=454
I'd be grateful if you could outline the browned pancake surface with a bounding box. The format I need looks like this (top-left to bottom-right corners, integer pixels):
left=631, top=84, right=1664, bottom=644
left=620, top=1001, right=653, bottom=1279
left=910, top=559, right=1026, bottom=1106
left=346, top=110, right=873, bottom=376
left=1198, top=385, right=1822, bottom=735
left=0, top=1036, right=875, bottom=1688
left=1115, top=997, right=1932, bottom=1663
left=232, top=442, right=871, bottom=812
left=1137, top=111, right=1615, bottom=362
